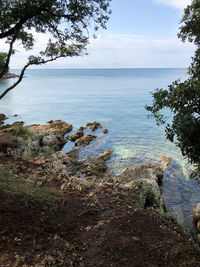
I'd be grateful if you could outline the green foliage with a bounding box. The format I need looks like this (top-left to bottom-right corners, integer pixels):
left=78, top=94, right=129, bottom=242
left=0, top=52, right=8, bottom=72
left=0, top=0, right=111, bottom=94
left=5, top=124, right=33, bottom=138
left=146, top=0, right=200, bottom=175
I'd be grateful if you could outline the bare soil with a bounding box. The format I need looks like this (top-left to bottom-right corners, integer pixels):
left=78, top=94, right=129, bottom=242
left=0, top=156, right=200, bottom=267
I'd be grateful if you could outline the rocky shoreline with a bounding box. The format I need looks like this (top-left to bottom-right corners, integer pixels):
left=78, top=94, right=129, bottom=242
left=0, top=114, right=200, bottom=266
left=0, top=72, right=19, bottom=81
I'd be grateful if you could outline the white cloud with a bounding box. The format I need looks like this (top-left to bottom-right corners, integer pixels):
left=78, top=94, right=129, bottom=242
left=154, top=0, right=191, bottom=9
left=41, top=33, right=195, bottom=68
left=1, top=33, right=195, bottom=69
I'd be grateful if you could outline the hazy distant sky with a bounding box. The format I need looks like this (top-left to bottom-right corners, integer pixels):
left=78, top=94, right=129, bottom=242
left=3, top=0, right=194, bottom=69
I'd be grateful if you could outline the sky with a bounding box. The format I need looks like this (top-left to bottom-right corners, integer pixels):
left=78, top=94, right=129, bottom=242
left=1, top=0, right=194, bottom=69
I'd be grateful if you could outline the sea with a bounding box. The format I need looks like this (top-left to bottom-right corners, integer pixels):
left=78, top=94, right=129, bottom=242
left=0, top=68, right=199, bottom=231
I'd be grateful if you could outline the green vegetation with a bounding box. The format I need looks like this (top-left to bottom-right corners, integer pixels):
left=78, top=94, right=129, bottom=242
left=5, top=124, right=33, bottom=138
left=0, top=170, right=59, bottom=212
left=0, top=52, right=8, bottom=73
left=146, top=0, right=200, bottom=177
left=0, top=0, right=111, bottom=99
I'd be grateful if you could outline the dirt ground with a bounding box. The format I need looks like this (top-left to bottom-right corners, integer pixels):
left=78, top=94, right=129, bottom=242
left=0, top=156, right=200, bottom=267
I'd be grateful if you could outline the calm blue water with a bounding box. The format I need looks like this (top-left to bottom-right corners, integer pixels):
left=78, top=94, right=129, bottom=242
left=0, top=68, right=199, bottom=231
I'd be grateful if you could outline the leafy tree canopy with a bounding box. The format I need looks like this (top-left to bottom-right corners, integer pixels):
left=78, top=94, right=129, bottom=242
left=145, top=0, right=200, bottom=175
left=0, top=0, right=111, bottom=99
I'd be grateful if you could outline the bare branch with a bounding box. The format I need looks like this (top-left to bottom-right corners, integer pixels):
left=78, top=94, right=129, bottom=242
left=0, top=55, right=63, bottom=100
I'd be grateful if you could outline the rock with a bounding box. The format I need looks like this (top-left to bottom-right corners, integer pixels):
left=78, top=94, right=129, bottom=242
left=0, top=114, right=7, bottom=121
left=193, top=203, right=200, bottom=221
left=68, top=129, right=84, bottom=142
left=28, top=120, right=72, bottom=135
left=103, top=129, right=108, bottom=134
left=0, top=114, right=7, bottom=126
left=162, top=156, right=171, bottom=168
left=28, top=140, right=40, bottom=151
left=42, top=134, right=65, bottom=148
left=79, top=126, right=85, bottom=131
left=197, top=221, right=200, bottom=232
left=0, top=72, right=19, bottom=80
left=75, top=134, right=96, bottom=147
left=100, top=150, right=112, bottom=161
left=86, top=121, right=103, bottom=131
left=120, top=164, right=164, bottom=211
left=55, top=151, right=66, bottom=159
left=80, top=156, right=108, bottom=177
left=193, top=203, right=200, bottom=224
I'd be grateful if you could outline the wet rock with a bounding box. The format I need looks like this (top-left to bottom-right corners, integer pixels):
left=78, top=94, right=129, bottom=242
left=75, top=134, right=96, bottom=147
left=86, top=121, right=103, bottom=131
left=100, top=150, right=112, bottom=161
left=68, top=129, right=84, bottom=142
left=162, top=156, right=171, bottom=168
left=103, top=129, right=108, bottom=134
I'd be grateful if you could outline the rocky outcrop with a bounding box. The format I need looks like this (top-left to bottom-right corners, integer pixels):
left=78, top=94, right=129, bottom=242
left=68, top=127, right=84, bottom=142
left=86, top=121, right=103, bottom=131
left=119, top=165, right=164, bottom=212
left=0, top=120, right=72, bottom=158
left=28, top=120, right=72, bottom=136
left=0, top=72, right=19, bottom=81
left=75, top=134, right=96, bottom=147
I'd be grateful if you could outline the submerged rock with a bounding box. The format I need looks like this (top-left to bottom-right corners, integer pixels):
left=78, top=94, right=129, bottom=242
left=75, top=134, right=96, bottom=147
left=86, top=121, right=103, bottom=131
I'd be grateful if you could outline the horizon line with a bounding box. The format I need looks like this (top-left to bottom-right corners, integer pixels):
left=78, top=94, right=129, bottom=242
left=11, top=67, right=188, bottom=70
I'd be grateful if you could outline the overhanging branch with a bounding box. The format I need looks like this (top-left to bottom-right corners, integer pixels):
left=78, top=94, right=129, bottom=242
left=0, top=55, right=62, bottom=100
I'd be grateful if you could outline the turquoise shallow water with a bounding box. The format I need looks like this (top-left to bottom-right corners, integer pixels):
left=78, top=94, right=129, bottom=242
left=0, top=68, right=199, bottom=231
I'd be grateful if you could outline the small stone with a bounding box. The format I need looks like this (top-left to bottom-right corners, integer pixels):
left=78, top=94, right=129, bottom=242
left=162, top=156, right=171, bottom=168
left=103, top=129, right=108, bottom=134
left=101, top=150, right=112, bottom=160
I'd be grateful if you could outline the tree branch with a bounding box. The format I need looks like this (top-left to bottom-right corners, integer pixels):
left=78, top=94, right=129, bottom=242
left=0, top=55, right=63, bottom=100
